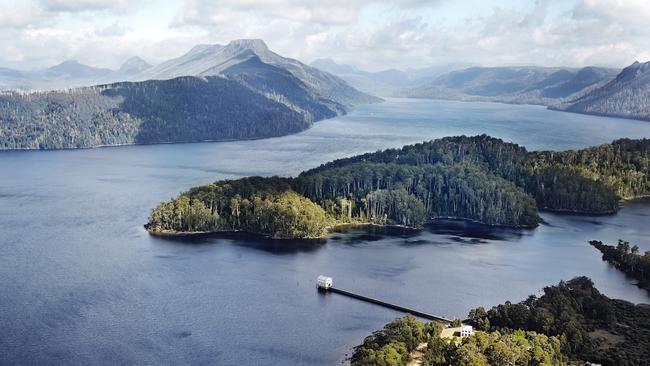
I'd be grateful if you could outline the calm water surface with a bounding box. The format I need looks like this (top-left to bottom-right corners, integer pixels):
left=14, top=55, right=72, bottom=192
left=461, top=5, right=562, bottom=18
left=2, top=98, right=650, bottom=365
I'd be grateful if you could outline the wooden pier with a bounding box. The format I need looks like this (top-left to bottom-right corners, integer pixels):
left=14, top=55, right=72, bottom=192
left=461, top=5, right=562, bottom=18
left=317, top=276, right=452, bottom=323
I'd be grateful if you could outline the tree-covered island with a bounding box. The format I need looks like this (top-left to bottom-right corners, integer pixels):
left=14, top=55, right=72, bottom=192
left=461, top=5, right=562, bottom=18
left=146, top=135, right=650, bottom=239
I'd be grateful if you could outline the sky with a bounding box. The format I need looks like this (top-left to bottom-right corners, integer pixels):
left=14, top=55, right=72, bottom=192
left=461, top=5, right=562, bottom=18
left=1, top=0, right=649, bottom=71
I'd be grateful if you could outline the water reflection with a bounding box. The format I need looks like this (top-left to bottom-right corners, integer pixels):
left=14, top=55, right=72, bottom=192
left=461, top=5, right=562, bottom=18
left=149, top=231, right=326, bottom=254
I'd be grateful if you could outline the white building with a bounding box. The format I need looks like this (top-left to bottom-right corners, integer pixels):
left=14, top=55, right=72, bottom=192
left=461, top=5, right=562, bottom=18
left=460, top=325, right=474, bottom=337
left=317, top=275, right=333, bottom=290
left=441, top=324, right=474, bottom=339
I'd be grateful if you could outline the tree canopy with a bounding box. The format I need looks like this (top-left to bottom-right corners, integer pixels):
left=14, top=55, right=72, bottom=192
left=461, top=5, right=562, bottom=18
left=146, top=135, right=650, bottom=238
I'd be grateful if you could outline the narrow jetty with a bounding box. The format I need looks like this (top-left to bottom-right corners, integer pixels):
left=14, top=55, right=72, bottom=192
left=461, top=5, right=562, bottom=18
left=317, top=275, right=452, bottom=323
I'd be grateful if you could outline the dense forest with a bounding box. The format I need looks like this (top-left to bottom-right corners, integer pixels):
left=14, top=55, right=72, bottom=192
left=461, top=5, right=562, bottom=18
left=589, top=239, right=650, bottom=291
left=294, top=162, right=539, bottom=228
left=0, top=75, right=347, bottom=150
left=352, top=277, right=650, bottom=366
left=147, top=135, right=650, bottom=238
left=308, top=135, right=650, bottom=214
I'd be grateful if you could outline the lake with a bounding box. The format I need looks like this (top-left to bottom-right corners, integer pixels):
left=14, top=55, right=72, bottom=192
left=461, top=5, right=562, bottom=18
left=1, top=98, right=650, bottom=365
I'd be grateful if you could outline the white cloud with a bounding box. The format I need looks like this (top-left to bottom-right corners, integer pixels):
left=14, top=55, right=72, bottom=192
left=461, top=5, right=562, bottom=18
left=0, top=1, right=46, bottom=29
left=0, top=0, right=649, bottom=71
left=38, top=0, right=135, bottom=13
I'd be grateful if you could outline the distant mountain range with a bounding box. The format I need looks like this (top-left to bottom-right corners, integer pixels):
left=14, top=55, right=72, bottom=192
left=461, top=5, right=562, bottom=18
left=403, top=65, right=620, bottom=106
left=310, top=58, right=467, bottom=96
left=317, top=58, right=650, bottom=122
left=404, top=62, right=650, bottom=122
left=0, top=39, right=380, bottom=150
left=0, top=57, right=153, bottom=91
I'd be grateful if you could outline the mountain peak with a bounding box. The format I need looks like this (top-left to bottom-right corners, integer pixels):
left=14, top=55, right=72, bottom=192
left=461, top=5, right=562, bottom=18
left=222, top=39, right=270, bottom=60
left=44, top=60, right=111, bottom=79
left=51, top=60, right=84, bottom=69
left=226, top=39, right=268, bottom=52
left=119, top=56, right=152, bottom=74
left=615, top=60, right=650, bottom=83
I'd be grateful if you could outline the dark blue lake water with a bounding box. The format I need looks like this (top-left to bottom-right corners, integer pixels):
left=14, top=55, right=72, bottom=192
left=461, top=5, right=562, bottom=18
left=1, top=98, right=650, bottom=365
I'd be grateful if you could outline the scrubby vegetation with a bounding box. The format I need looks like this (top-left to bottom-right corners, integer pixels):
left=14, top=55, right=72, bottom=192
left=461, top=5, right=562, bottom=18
left=589, top=239, right=650, bottom=291
left=351, top=315, right=441, bottom=366
left=351, top=317, right=570, bottom=366
left=147, top=136, right=650, bottom=238
left=467, top=277, right=650, bottom=366
left=353, top=277, right=650, bottom=366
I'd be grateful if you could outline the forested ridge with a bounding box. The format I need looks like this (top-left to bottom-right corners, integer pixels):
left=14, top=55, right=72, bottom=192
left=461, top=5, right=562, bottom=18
left=554, top=61, right=650, bottom=122
left=146, top=135, right=649, bottom=238
left=352, top=277, right=650, bottom=366
left=0, top=75, right=346, bottom=150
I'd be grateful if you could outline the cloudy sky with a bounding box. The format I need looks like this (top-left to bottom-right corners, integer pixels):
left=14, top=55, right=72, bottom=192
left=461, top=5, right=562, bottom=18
left=1, top=0, right=649, bottom=71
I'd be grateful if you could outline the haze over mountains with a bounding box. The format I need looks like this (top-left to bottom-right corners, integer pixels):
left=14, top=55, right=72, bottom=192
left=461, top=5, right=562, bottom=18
left=310, top=58, right=466, bottom=97
left=0, top=39, right=379, bottom=150
left=405, top=65, right=620, bottom=105
left=315, top=58, right=650, bottom=122
left=0, top=58, right=153, bottom=91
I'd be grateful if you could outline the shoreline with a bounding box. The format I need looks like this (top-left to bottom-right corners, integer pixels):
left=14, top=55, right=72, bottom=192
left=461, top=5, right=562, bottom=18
left=0, top=100, right=378, bottom=153
left=145, top=198, right=650, bottom=240
left=402, top=96, right=650, bottom=123
left=145, top=216, right=539, bottom=240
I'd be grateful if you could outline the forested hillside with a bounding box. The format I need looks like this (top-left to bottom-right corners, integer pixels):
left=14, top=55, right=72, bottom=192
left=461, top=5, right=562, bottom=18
left=351, top=277, right=650, bottom=366
left=146, top=135, right=650, bottom=239
left=0, top=76, right=322, bottom=149
left=554, top=61, right=650, bottom=121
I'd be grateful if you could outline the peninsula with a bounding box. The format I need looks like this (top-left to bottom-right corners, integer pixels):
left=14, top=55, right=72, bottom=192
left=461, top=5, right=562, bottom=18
left=146, top=135, right=650, bottom=239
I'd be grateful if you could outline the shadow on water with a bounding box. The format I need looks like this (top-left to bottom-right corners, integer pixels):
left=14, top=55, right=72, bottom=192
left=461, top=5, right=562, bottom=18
left=326, top=219, right=531, bottom=247
left=330, top=225, right=421, bottom=244
left=425, top=219, right=529, bottom=242
left=148, top=231, right=326, bottom=255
